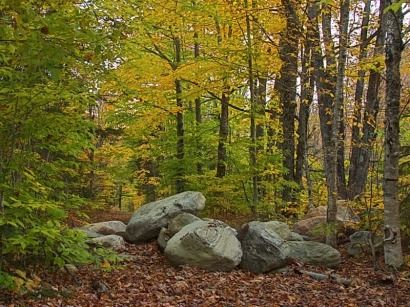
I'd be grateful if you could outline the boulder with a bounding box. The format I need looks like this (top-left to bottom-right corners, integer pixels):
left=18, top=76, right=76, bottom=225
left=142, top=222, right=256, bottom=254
left=81, top=221, right=127, bottom=236
left=78, top=228, right=104, bottom=238
left=158, top=212, right=202, bottom=251
left=348, top=230, right=383, bottom=257
left=335, top=200, right=360, bottom=223
left=125, top=191, right=206, bottom=243
left=239, top=221, right=288, bottom=273
left=284, top=241, right=341, bottom=268
left=292, top=216, right=329, bottom=241
left=288, top=232, right=304, bottom=241
left=301, top=206, right=327, bottom=220
left=168, top=212, right=202, bottom=235
left=263, top=221, right=291, bottom=240
left=157, top=227, right=172, bottom=251
left=293, top=203, right=359, bottom=242
left=203, top=218, right=238, bottom=236
left=91, top=234, right=126, bottom=251
left=164, top=220, right=242, bottom=272
left=302, top=203, right=359, bottom=223
left=64, top=264, right=78, bottom=274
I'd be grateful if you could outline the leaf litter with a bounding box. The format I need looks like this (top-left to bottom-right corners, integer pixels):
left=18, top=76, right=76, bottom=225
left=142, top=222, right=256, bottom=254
left=1, top=211, right=409, bottom=306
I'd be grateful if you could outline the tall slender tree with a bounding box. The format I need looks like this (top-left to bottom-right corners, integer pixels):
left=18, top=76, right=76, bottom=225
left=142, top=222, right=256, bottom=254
left=383, top=0, right=404, bottom=268
left=326, top=0, right=350, bottom=247
left=348, top=0, right=387, bottom=200
left=276, top=0, right=299, bottom=203
left=295, top=0, right=316, bottom=209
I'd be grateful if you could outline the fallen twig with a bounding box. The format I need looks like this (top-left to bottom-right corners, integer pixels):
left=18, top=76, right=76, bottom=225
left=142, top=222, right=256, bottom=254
left=295, top=268, right=351, bottom=287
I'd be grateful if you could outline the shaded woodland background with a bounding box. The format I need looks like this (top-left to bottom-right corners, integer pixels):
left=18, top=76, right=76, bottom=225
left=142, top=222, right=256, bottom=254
left=1, top=0, right=410, bottom=292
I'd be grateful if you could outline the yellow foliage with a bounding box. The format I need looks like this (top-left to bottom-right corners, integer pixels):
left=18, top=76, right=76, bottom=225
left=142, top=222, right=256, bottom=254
left=11, top=270, right=41, bottom=292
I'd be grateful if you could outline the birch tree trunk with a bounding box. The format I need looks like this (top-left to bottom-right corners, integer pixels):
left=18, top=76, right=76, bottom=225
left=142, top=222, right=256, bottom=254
left=383, top=1, right=404, bottom=268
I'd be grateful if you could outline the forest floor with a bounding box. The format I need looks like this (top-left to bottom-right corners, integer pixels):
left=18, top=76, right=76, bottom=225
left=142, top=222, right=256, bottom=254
left=1, top=208, right=410, bottom=307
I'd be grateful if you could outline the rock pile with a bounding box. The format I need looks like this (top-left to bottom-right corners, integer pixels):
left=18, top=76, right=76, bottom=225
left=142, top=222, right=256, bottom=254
left=79, top=191, right=357, bottom=273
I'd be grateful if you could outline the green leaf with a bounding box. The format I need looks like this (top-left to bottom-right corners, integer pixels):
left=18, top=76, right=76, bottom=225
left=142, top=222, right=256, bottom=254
left=383, top=0, right=405, bottom=13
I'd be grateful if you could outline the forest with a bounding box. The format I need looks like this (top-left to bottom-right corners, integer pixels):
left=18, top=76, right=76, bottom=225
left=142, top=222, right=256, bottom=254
left=1, top=0, right=410, bottom=305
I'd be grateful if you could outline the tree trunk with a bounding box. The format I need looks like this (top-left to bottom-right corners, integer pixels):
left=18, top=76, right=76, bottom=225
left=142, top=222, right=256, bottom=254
left=143, top=158, right=158, bottom=202
left=277, top=0, right=299, bottom=203
left=255, top=77, right=267, bottom=147
left=383, top=1, right=403, bottom=268
left=194, top=32, right=203, bottom=175
left=295, top=0, right=315, bottom=188
left=245, top=0, right=258, bottom=210
left=214, top=18, right=231, bottom=180
left=326, top=0, right=350, bottom=247
left=348, top=0, right=386, bottom=200
left=316, top=5, right=336, bottom=185
left=216, top=91, right=229, bottom=178
left=296, top=0, right=316, bottom=209
left=255, top=76, right=267, bottom=198
left=348, top=0, right=370, bottom=199
left=174, top=36, right=185, bottom=193
left=117, top=184, right=122, bottom=210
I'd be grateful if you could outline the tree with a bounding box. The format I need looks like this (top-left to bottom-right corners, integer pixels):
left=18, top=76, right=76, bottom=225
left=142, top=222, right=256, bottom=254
left=0, top=0, right=116, bottom=286
left=295, top=0, right=317, bottom=209
left=383, top=0, right=404, bottom=268
left=319, top=0, right=349, bottom=247
left=347, top=0, right=387, bottom=200
left=276, top=0, right=299, bottom=203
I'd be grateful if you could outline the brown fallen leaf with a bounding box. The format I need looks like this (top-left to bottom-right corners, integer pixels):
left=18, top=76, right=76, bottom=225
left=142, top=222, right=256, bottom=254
left=171, top=280, right=189, bottom=295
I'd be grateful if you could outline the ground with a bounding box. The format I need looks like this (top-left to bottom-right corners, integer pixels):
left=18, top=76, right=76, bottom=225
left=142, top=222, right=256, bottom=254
left=1, top=207, right=409, bottom=306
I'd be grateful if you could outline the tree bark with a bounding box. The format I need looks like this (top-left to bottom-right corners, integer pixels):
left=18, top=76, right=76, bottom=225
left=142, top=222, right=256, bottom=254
left=214, top=18, right=231, bottom=180
left=326, top=0, right=350, bottom=247
left=245, top=0, right=259, bottom=210
left=383, top=1, right=404, bottom=268
left=277, top=0, right=299, bottom=203
left=194, top=32, right=203, bottom=175
left=174, top=36, right=185, bottom=193
left=316, top=4, right=336, bottom=185
left=296, top=0, right=315, bottom=208
left=295, top=0, right=314, bottom=188
left=216, top=91, right=229, bottom=178
left=348, top=0, right=386, bottom=200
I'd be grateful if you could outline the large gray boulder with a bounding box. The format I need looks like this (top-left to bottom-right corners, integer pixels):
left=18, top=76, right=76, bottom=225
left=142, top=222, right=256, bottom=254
left=91, top=234, right=126, bottom=251
left=81, top=221, right=127, bottom=236
left=263, top=221, right=291, bottom=240
left=157, top=212, right=202, bottom=251
left=164, top=220, right=242, bottom=272
left=239, top=221, right=288, bottom=273
left=168, top=212, right=202, bottom=235
left=283, top=241, right=341, bottom=268
left=348, top=230, right=383, bottom=257
left=157, top=227, right=172, bottom=251
left=288, top=232, right=304, bottom=241
left=78, top=228, right=104, bottom=238
left=125, top=191, right=206, bottom=243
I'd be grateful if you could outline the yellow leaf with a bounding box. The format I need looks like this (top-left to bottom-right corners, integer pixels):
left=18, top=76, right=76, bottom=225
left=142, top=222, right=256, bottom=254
left=102, top=261, right=111, bottom=268
left=12, top=276, right=25, bottom=289
left=14, top=269, right=27, bottom=280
